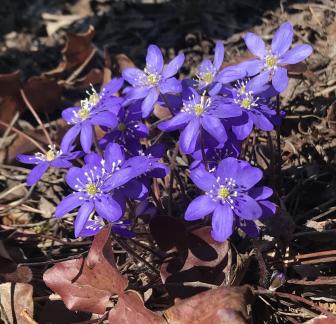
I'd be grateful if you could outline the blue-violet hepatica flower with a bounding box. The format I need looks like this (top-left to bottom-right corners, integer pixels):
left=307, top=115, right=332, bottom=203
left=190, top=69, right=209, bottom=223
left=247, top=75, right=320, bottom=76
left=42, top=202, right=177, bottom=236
left=185, top=157, right=275, bottom=242
left=122, top=44, right=185, bottom=118
left=159, top=87, right=241, bottom=154
left=196, top=41, right=246, bottom=95
left=17, top=144, right=81, bottom=186
left=55, top=143, right=144, bottom=237
left=241, top=21, right=313, bottom=93
left=61, top=79, right=123, bottom=153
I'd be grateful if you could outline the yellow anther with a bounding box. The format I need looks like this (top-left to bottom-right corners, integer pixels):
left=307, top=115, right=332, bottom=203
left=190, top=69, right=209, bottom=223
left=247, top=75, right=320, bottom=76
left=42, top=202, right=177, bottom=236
left=265, top=55, right=277, bottom=69
left=46, top=150, right=55, bottom=161
left=194, top=104, right=204, bottom=116
left=202, top=72, right=213, bottom=84
left=218, top=186, right=230, bottom=199
left=78, top=108, right=90, bottom=120
left=241, top=98, right=252, bottom=109
left=147, top=74, right=158, bottom=85
left=89, top=93, right=100, bottom=105
left=86, top=183, right=97, bottom=196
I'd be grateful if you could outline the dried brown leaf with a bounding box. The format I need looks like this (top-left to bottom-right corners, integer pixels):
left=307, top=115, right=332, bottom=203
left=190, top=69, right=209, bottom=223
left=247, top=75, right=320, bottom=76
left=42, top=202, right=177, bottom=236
left=182, top=227, right=230, bottom=271
left=164, top=285, right=253, bottom=324
left=43, top=225, right=128, bottom=314
left=108, top=291, right=164, bottom=324
left=45, top=26, right=95, bottom=77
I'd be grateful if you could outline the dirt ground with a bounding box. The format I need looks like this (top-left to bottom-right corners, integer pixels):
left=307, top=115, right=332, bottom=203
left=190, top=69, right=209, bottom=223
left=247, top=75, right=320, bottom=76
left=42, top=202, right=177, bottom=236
left=0, top=0, right=335, bottom=323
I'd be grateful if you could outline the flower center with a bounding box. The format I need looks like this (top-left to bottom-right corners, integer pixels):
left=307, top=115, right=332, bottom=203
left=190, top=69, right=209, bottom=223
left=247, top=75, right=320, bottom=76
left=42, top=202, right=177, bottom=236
left=89, top=93, right=100, bottom=106
left=46, top=150, right=55, bottom=161
left=118, top=122, right=126, bottom=132
left=78, top=108, right=90, bottom=120
left=265, top=55, right=277, bottom=69
left=86, top=183, right=97, bottom=196
left=34, top=144, right=60, bottom=162
left=194, top=103, right=204, bottom=116
left=202, top=72, right=213, bottom=84
left=241, top=98, right=252, bottom=109
left=217, top=185, right=230, bottom=199
left=147, top=74, right=159, bottom=85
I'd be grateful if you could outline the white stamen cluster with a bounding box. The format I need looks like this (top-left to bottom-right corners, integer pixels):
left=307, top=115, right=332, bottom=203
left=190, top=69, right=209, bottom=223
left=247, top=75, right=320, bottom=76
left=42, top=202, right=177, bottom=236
left=34, top=144, right=61, bottom=162
left=207, top=176, right=238, bottom=209
left=264, top=50, right=278, bottom=72
left=181, top=93, right=212, bottom=116
left=75, top=165, right=105, bottom=199
left=233, top=82, right=259, bottom=110
left=70, top=85, right=103, bottom=123
left=196, top=65, right=216, bottom=86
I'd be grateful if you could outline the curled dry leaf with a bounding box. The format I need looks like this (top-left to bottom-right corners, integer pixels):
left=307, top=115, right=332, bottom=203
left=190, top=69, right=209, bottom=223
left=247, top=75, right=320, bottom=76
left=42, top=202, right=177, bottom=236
left=43, top=225, right=128, bottom=314
left=0, top=282, right=34, bottom=324
left=45, top=26, right=96, bottom=77
left=108, top=291, right=164, bottom=324
left=164, top=285, right=253, bottom=324
left=182, top=227, right=230, bottom=271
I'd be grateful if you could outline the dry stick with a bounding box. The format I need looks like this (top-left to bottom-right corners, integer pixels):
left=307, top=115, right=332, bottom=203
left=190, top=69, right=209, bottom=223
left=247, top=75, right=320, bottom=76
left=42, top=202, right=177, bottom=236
left=0, top=111, right=20, bottom=149
left=112, top=234, right=159, bottom=275
left=20, top=89, right=53, bottom=146
left=0, top=121, right=46, bottom=153
left=253, top=288, right=336, bottom=319
left=65, top=48, right=97, bottom=84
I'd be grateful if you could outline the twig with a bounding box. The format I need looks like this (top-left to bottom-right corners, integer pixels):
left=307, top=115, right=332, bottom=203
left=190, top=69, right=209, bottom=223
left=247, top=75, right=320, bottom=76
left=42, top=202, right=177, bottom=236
left=0, top=111, right=20, bottom=149
left=112, top=234, right=159, bottom=275
left=20, top=89, right=53, bottom=146
left=253, top=288, right=336, bottom=319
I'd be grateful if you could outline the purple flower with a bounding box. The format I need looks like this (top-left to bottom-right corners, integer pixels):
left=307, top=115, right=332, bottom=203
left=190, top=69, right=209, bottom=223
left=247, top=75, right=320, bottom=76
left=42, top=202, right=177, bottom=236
left=122, top=44, right=185, bottom=118
left=17, top=144, right=81, bottom=186
left=241, top=22, right=313, bottom=92
left=61, top=79, right=124, bottom=153
left=158, top=87, right=241, bottom=154
left=121, top=144, right=169, bottom=199
left=196, top=41, right=246, bottom=95
left=185, top=157, right=274, bottom=242
left=223, top=78, right=276, bottom=140
left=99, top=101, right=149, bottom=155
left=55, top=143, right=143, bottom=237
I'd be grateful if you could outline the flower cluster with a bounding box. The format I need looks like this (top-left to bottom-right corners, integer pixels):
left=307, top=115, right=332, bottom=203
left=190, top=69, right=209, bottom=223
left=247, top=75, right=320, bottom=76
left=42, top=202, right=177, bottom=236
left=18, top=22, right=312, bottom=242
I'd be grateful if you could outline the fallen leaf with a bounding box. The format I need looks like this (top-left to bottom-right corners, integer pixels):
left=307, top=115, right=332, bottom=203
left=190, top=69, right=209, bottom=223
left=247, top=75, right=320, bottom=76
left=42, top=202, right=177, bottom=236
left=164, top=285, right=253, bottom=324
left=45, top=26, right=96, bottom=77
left=108, top=291, right=164, bottom=324
left=0, top=282, right=34, bottom=324
left=182, top=227, right=230, bottom=271
left=43, top=225, right=128, bottom=314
